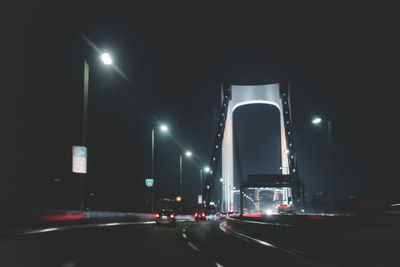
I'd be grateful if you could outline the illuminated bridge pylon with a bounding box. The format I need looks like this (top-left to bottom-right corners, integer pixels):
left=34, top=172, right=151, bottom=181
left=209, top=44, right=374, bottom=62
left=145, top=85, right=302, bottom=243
left=202, top=82, right=303, bottom=213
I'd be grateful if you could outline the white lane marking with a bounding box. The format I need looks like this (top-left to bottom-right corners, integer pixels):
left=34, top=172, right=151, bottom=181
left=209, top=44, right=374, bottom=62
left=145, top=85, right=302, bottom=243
left=17, top=221, right=155, bottom=235
left=220, top=222, right=340, bottom=267
left=215, top=263, right=224, bottom=267
left=227, top=217, right=293, bottom=227
left=182, top=233, right=187, bottom=239
left=187, top=241, right=200, bottom=251
left=23, top=227, right=60, bottom=234
left=219, top=222, right=301, bottom=258
left=182, top=228, right=186, bottom=232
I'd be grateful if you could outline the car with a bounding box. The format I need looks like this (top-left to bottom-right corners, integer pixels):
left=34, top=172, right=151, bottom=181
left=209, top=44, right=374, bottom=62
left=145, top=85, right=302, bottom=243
left=218, top=212, right=227, bottom=220
left=277, top=204, right=296, bottom=215
left=155, top=209, right=176, bottom=225
left=194, top=211, right=206, bottom=221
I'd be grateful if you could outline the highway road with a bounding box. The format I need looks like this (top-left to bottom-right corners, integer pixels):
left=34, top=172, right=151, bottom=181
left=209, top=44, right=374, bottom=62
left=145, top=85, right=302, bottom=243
left=0, top=220, right=311, bottom=267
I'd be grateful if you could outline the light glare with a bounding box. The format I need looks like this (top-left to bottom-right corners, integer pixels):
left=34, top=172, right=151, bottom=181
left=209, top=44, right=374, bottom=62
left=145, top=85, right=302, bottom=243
left=160, top=125, right=168, bottom=132
left=312, top=117, right=322, bottom=124
left=100, top=53, right=113, bottom=65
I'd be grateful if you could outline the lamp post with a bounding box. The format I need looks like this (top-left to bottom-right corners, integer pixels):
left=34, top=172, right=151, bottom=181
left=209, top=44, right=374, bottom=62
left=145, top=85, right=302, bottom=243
left=79, top=53, right=113, bottom=211
left=179, top=150, right=192, bottom=214
left=150, top=124, right=168, bottom=212
left=219, top=178, right=223, bottom=212
left=312, top=116, right=335, bottom=211
left=201, top=166, right=211, bottom=205
left=200, top=169, right=203, bottom=193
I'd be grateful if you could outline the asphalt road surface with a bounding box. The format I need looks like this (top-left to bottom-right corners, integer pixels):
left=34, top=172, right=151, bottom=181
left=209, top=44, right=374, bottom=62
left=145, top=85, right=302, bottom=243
left=0, top=220, right=313, bottom=267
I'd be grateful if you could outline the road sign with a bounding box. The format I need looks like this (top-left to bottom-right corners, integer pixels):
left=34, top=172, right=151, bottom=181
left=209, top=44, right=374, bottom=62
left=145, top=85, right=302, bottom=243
left=176, top=196, right=182, bottom=202
left=198, top=195, right=202, bottom=204
left=72, top=146, right=87, bottom=173
left=145, top=178, right=154, bottom=187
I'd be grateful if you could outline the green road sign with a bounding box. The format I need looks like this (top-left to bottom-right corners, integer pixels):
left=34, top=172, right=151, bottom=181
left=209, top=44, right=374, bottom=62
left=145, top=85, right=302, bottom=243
left=145, top=178, right=154, bottom=187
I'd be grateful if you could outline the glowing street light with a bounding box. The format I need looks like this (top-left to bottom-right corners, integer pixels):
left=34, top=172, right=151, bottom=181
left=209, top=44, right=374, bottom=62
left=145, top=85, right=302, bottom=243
left=150, top=123, right=169, bottom=212
left=204, top=166, right=210, bottom=173
left=311, top=115, right=335, bottom=211
left=78, top=51, right=113, bottom=211
left=160, top=124, right=168, bottom=132
left=179, top=150, right=193, bottom=213
left=312, top=117, right=322, bottom=125
left=100, top=53, right=113, bottom=65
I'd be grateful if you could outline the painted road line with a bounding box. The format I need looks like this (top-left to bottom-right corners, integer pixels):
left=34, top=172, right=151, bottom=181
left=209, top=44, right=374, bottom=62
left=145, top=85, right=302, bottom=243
left=16, top=221, right=155, bottom=236
left=219, top=222, right=339, bottom=267
left=227, top=217, right=293, bottom=227
left=187, top=241, right=200, bottom=252
left=219, top=222, right=300, bottom=257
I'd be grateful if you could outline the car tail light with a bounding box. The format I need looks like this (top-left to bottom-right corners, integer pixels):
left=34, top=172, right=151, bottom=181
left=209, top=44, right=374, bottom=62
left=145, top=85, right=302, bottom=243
left=156, top=214, right=159, bottom=218
left=170, top=214, right=174, bottom=218
left=194, top=212, right=198, bottom=217
left=201, top=212, right=205, bottom=217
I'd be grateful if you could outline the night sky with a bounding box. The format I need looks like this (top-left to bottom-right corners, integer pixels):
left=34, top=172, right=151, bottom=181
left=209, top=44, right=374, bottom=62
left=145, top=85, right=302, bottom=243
left=2, top=2, right=399, bottom=211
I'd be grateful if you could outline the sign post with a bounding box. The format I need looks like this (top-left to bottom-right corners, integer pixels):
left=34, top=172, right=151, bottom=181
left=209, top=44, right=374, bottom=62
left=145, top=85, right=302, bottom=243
left=145, top=178, right=154, bottom=212
left=73, top=146, right=87, bottom=211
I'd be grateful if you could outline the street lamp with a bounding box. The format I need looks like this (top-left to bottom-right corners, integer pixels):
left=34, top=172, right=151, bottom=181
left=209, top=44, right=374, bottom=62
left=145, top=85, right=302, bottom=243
left=151, top=124, right=169, bottom=212
left=79, top=52, right=113, bottom=211
left=160, top=124, right=168, bottom=132
left=199, top=166, right=212, bottom=205
left=100, top=53, right=113, bottom=65
left=179, top=150, right=193, bottom=213
left=312, top=117, right=322, bottom=125
left=311, top=116, right=335, bottom=211
left=219, top=178, right=224, bottom=211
